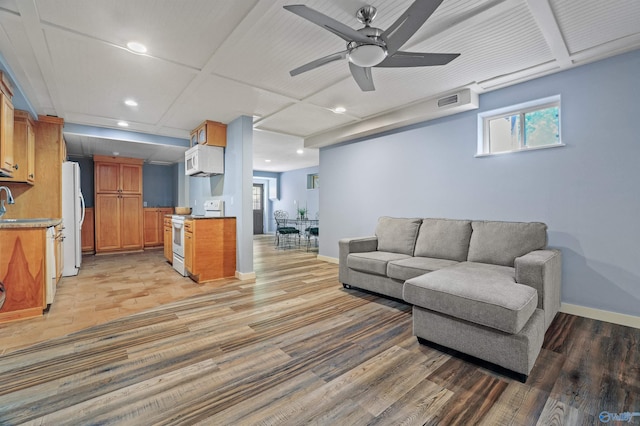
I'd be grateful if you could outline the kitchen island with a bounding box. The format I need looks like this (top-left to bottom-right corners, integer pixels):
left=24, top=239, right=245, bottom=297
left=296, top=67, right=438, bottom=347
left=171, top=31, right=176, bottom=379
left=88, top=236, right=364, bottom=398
left=0, top=218, right=62, bottom=323
left=169, top=216, right=236, bottom=283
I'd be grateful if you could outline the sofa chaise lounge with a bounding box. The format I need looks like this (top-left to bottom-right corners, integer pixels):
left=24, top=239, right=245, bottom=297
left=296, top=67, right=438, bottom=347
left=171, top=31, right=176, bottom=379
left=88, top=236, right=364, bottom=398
left=338, top=217, right=562, bottom=381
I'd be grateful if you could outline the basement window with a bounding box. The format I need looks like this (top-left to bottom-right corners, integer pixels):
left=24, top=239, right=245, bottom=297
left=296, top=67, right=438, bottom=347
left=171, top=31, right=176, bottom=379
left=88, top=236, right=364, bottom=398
left=477, top=95, right=564, bottom=156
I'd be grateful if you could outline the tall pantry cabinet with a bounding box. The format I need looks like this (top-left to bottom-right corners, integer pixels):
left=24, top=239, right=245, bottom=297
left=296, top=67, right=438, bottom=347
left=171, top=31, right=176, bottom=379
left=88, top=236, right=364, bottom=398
left=94, top=155, right=144, bottom=253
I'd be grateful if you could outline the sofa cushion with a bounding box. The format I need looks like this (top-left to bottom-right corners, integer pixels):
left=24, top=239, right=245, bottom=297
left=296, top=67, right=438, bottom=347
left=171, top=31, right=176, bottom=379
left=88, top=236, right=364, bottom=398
left=403, top=262, right=537, bottom=334
left=375, top=217, right=422, bottom=255
left=347, top=251, right=411, bottom=276
left=468, top=221, right=547, bottom=267
left=387, top=257, right=459, bottom=281
left=414, top=218, right=472, bottom=261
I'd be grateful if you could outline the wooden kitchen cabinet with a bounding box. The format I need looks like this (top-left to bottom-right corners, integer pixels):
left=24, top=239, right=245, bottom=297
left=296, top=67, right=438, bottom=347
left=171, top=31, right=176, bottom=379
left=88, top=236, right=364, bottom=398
left=144, top=207, right=173, bottom=247
left=189, top=120, right=226, bottom=147
left=81, top=207, right=95, bottom=253
left=1, top=110, right=36, bottom=184
left=0, top=228, right=46, bottom=322
left=94, top=155, right=143, bottom=253
left=163, top=216, right=173, bottom=262
left=184, top=220, right=193, bottom=273
left=0, top=116, right=65, bottom=220
left=0, top=72, right=14, bottom=176
left=184, top=218, right=236, bottom=283
left=54, top=224, right=63, bottom=284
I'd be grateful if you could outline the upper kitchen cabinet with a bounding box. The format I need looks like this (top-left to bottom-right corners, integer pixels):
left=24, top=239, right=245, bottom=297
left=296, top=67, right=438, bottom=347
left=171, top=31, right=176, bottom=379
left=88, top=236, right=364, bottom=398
left=0, top=72, right=14, bottom=177
left=3, top=110, right=36, bottom=184
left=190, top=120, right=226, bottom=148
left=95, top=156, right=142, bottom=194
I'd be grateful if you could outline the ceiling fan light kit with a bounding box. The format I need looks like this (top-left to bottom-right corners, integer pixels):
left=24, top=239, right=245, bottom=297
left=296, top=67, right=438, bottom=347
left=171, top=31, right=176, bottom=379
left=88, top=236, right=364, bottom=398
left=348, top=44, right=387, bottom=68
left=284, top=0, right=460, bottom=91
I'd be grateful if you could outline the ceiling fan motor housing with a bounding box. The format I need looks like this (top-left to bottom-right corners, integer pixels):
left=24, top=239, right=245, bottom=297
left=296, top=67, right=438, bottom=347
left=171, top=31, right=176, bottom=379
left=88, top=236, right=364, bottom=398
left=356, top=5, right=378, bottom=25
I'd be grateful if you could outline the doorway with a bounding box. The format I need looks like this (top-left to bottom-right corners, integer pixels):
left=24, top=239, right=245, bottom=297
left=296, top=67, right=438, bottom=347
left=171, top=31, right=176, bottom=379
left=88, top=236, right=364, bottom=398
left=253, top=184, right=264, bottom=234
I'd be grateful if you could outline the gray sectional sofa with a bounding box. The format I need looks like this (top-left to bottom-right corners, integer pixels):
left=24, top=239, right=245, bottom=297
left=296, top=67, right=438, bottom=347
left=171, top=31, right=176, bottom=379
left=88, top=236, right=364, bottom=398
left=338, top=217, right=562, bottom=381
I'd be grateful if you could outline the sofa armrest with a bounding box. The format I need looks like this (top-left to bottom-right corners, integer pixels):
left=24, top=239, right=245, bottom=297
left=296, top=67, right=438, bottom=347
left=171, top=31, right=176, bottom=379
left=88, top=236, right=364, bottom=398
left=515, top=249, right=562, bottom=329
left=339, top=236, right=378, bottom=284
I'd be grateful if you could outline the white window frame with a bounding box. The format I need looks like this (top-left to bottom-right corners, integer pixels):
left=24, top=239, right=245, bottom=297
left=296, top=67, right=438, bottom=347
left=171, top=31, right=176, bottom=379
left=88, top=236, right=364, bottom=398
left=476, top=95, right=564, bottom=157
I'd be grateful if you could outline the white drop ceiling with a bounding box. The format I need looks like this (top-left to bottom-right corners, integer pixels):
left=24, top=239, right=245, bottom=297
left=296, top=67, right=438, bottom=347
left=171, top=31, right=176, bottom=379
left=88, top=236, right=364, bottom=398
left=0, top=0, right=639, bottom=171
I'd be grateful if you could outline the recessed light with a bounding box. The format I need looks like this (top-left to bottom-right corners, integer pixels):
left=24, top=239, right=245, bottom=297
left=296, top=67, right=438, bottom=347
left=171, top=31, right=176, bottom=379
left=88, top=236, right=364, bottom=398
left=296, top=149, right=304, bottom=154
left=126, top=41, right=147, bottom=54
left=265, top=159, right=271, bottom=163
left=333, top=106, right=346, bottom=114
left=124, top=99, right=138, bottom=107
left=117, top=121, right=129, bottom=127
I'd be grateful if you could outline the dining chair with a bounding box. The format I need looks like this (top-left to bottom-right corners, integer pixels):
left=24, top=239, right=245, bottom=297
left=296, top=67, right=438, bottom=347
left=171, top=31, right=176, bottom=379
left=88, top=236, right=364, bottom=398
left=274, top=210, right=299, bottom=248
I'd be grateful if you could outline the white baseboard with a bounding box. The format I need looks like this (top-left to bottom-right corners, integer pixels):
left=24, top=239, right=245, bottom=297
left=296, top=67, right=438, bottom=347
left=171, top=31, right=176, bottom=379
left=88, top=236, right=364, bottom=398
left=317, top=255, right=338, bottom=264
left=560, top=303, right=640, bottom=329
left=235, top=271, right=256, bottom=280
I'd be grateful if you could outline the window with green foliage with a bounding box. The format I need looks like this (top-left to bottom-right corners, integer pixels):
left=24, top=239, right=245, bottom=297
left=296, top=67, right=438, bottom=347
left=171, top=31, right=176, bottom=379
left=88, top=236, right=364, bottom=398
left=477, top=96, right=563, bottom=156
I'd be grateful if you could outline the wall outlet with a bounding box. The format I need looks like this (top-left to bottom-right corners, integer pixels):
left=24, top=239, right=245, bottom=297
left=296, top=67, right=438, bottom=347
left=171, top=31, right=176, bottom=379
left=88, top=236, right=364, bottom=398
left=143, top=201, right=148, bottom=207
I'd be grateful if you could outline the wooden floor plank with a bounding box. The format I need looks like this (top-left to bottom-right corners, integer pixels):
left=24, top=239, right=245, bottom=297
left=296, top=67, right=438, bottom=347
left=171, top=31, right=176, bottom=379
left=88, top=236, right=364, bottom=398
left=0, top=235, right=638, bottom=424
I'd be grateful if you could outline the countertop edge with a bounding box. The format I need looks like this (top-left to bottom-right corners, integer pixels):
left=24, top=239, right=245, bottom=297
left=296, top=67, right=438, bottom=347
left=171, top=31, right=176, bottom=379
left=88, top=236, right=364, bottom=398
left=0, top=218, right=63, bottom=229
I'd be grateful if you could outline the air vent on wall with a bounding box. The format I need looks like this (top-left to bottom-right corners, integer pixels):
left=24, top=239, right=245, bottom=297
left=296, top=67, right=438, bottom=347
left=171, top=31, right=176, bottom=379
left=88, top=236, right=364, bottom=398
left=437, top=94, right=459, bottom=108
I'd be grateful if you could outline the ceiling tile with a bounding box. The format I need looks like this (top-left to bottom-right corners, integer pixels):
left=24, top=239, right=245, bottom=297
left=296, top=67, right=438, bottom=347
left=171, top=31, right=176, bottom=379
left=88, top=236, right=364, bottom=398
left=163, top=73, right=296, bottom=131
left=550, top=0, right=640, bottom=54
left=0, top=14, right=55, bottom=113
left=44, top=27, right=197, bottom=126
left=35, top=0, right=259, bottom=69
left=255, top=103, right=355, bottom=136
left=253, top=129, right=319, bottom=172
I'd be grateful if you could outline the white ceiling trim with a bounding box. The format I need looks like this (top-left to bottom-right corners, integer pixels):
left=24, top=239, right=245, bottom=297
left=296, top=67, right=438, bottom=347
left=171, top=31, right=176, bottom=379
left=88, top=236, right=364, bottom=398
left=525, top=0, right=572, bottom=68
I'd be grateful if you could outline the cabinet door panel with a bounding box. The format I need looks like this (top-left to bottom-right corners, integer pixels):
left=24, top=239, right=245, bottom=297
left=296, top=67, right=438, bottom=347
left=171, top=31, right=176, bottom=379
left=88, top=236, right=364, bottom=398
left=121, top=195, right=143, bottom=249
left=120, top=164, right=142, bottom=194
left=95, top=194, right=121, bottom=251
left=184, top=231, right=193, bottom=273
left=143, top=209, right=160, bottom=246
left=0, top=229, right=45, bottom=318
left=95, top=163, right=120, bottom=193
left=0, top=94, right=14, bottom=173
left=27, top=123, right=35, bottom=182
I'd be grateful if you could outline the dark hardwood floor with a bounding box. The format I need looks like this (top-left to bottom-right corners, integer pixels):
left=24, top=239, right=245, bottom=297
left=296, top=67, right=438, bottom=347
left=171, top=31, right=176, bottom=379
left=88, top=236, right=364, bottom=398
left=0, top=235, right=638, bottom=425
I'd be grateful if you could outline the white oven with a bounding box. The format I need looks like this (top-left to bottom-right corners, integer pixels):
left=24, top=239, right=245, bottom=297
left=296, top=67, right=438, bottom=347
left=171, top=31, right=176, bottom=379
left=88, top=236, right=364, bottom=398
left=172, top=215, right=188, bottom=276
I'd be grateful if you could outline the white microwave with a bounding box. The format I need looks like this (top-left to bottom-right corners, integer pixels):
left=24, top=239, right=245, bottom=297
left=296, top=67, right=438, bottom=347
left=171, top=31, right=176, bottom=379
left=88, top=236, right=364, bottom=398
left=185, top=144, right=224, bottom=177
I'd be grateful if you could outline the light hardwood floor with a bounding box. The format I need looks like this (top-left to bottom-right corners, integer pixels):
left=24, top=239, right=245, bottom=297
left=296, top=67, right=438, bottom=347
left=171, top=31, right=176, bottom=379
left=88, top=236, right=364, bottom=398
left=0, top=236, right=638, bottom=425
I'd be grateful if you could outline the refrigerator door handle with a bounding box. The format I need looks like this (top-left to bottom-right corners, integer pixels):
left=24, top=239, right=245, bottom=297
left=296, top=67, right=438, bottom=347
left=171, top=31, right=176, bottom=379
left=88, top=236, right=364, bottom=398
left=79, top=192, right=86, bottom=226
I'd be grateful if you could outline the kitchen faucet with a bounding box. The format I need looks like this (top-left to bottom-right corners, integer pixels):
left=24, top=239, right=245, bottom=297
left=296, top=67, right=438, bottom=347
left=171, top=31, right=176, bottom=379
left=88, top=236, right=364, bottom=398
left=0, top=186, right=15, bottom=218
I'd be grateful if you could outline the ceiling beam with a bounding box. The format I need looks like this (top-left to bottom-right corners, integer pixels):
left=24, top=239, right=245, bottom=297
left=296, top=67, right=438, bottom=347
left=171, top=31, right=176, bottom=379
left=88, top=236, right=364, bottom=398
left=525, top=0, right=572, bottom=68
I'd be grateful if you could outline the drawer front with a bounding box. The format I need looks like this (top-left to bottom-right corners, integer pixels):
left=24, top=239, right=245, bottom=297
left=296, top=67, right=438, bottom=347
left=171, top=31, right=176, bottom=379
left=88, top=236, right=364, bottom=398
left=184, top=220, right=194, bottom=233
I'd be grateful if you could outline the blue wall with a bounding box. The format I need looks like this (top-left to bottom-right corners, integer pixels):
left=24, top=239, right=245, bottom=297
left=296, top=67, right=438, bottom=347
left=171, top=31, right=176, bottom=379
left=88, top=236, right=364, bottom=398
left=143, top=164, right=175, bottom=207
left=272, top=166, right=319, bottom=225
left=320, top=49, right=640, bottom=318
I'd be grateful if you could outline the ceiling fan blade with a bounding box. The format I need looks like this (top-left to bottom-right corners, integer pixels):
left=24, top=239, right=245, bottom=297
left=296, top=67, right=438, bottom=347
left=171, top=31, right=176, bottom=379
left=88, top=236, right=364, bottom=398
left=284, top=5, right=373, bottom=45
left=290, top=50, right=349, bottom=76
left=376, top=51, right=460, bottom=67
left=349, top=62, right=375, bottom=91
left=382, top=0, right=444, bottom=56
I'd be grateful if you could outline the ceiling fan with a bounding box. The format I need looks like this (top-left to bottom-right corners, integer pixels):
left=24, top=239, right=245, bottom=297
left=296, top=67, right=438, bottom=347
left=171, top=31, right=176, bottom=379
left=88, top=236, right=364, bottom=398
left=283, top=0, right=460, bottom=91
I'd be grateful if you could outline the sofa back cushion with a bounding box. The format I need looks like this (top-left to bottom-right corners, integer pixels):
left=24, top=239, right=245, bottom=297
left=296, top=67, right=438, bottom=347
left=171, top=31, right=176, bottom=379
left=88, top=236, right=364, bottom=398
left=468, top=221, right=547, bottom=267
left=414, top=219, right=472, bottom=261
left=375, top=217, right=422, bottom=255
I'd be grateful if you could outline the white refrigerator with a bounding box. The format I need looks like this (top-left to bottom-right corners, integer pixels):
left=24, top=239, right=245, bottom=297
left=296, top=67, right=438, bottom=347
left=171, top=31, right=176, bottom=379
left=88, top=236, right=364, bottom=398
left=62, top=161, right=86, bottom=276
